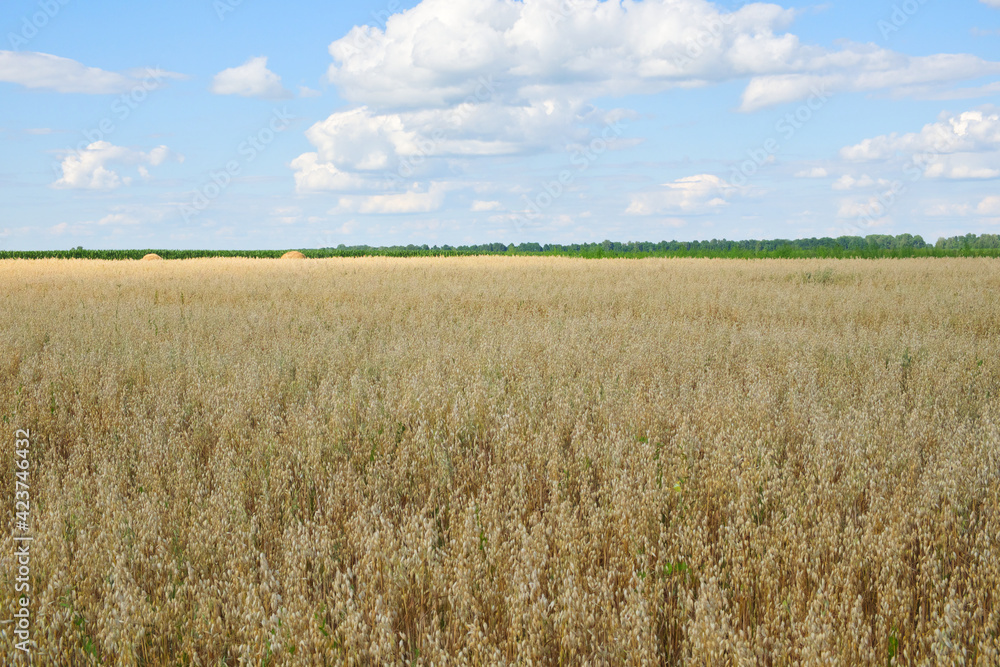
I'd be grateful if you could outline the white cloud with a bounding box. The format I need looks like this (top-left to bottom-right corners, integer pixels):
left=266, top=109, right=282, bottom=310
left=304, top=106, right=418, bottom=171
left=95, top=204, right=170, bottom=226
left=290, top=0, right=1000, bottom=226
left=98, top=212, right=136, bottom=226
left=925, top=195, right=1000, bottom=218
left=293, top=0, right=1000, bottom=206
left=52, top=141, right=181, bottom=190
left=626, top=174, right=734, bottom=215
left=290, top=101, right=619, bottom=192
left=900, top=80, right=1000, bottom=100
left=978, top=196, right=1000, bottom=215
left=210, top=57, right=292, bottom=99
left=332, top=183, right=449, bottom=214
left=471, top=200, right=502, bottom=211
left=923, top=202, right=974, bottom=217
left=289, top=152, right=373, bottom=192
left=981, top=0, right=1000, bottom=7
left=299, top=86, right=322, bottom=98
left=836, top=196, right=891, bottom=222
left=297, top=102, right=592, bottom=173
left=487, top=212, right=524, bottom=225
left=739, top=53, right=1000, bottom=111
left=325, top=0, right=999, bottom=112
left=831, top=174, right=896, bottom=190
left=0, top=51, right=179, bottom=94
left=310, top=220, right=362, bottom=248
left=833, top=174, right=869, bottom=190
left=839, top=109, right=1000, bottom=180
left=924, top=161, right=1000, bottom=179
left=272, top=206, right=302, bottom=225
left=841, top=111, right=1000, bottom=161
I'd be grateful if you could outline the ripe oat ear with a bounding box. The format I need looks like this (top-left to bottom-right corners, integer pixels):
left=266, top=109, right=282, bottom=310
left=281, top=251, right=306, bottom=259
left=3, top=256, right=996, bottom=664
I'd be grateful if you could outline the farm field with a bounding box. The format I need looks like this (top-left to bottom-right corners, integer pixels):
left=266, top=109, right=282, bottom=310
left=1, top=256, right=998, bottom=665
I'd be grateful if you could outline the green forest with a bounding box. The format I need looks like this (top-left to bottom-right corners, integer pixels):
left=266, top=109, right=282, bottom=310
left=3, top=233, right=1000, bottom=260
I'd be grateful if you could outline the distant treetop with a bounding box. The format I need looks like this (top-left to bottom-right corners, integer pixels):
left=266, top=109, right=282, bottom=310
left=3, top=233, right=1000, bottom=260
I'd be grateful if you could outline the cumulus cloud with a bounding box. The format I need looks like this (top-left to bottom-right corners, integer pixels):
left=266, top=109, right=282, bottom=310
left=921, top=196, right=1000, bottom=217
left=839, top=109, right=1000, bottom=180
left=304, top=106, right=419, bottom=171
left=923, top=202, right=974, bottom=217
left=331, top=183, right=450, bottom=214
left=841, top=110, right=1000, bottom=161
left=292, top=0, right=1000, bottom=205
left=290, top=0, right=1000, bottom=220
left=289, top=152, right=374, bottom=192
left=297, top=101, right=598, bottom=171
left=981, top=0, right=1000, bottom=7
left=836, top=196, right=891, bottom=221
left=52, top=141, right=181, bottom=190
left=833, top=174, right=871, bottom=190
left=739, top=53, right=1000, bottom=111
left=923, top=160, right=1000, bottom=179
left=210, top=57, right=292, bottom=99
left=0, top=51, right=181, bottom=94
left=324, top=0, right=999, bottom=112
left=978, top=196, right=1000, bottom=214
left=471, top=200, right=502, bottom=211
left=831, top=174, right=896, bottom=190
left=290, top=99, right=625, bottom=192
left=626, top=174, right=735, bottom=215
left=272, top=206, right=302, bottom=225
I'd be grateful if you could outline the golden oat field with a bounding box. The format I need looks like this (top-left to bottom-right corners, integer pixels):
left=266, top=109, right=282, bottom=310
left=1, top=256, right=999, bottom=665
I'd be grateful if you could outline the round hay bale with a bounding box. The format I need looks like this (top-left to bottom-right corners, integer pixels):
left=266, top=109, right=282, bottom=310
left=281, top=251, right=306, bottom=260
left=142, top=253, right=163, bottom=261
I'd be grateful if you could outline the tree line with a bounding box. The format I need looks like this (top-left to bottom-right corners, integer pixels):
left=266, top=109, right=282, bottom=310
left=3, top=233, right=1000, bottom=260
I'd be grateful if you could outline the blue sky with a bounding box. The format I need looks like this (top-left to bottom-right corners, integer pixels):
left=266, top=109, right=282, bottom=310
left=1, top=0, right=999, bottom=250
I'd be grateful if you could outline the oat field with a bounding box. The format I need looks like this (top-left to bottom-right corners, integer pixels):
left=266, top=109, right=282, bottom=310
left=1, top=257, right=998, bottom=665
